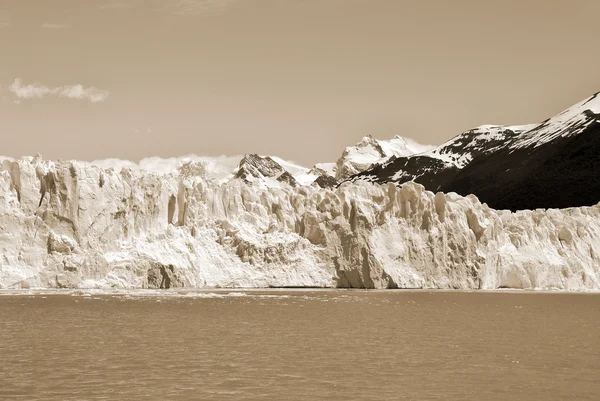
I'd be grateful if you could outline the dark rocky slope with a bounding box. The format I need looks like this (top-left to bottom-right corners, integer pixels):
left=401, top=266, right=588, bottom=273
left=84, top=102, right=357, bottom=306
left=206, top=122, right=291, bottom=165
left=350, top=92, right=600, bottom=211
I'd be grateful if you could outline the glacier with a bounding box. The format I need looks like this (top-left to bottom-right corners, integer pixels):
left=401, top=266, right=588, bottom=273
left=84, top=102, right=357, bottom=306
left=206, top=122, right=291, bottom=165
left=1, top=155, right=599, bottom=290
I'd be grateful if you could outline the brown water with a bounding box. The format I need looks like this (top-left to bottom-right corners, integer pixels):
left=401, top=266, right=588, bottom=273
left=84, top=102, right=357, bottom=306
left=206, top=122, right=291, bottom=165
left=1, top=290, right=599, bottom=400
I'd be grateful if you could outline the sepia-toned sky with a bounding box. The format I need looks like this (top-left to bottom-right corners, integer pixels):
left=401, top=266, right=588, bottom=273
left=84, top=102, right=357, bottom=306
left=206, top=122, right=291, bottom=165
left=1, top=0, right=599, bottom=166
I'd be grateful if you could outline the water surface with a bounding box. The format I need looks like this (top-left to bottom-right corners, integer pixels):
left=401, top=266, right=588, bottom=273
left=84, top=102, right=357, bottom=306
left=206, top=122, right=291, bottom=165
left=1, top=289, right=598, bottom=400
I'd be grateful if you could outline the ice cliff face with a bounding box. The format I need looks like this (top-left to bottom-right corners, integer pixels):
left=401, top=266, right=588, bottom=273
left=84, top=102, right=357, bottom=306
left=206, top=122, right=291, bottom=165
left=2, top=156, right=599, bottom=290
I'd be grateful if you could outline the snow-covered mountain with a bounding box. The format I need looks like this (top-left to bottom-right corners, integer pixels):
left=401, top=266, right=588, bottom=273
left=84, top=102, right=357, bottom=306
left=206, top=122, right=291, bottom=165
left=217, top=134, right=432, bottom=187
left=333, top=134, right=433, bottom=180
left=83, top=135, right=431, bottom=190
left=352, top=91, right=600, bottom=210
left=348, top=125, right=535, bottom=190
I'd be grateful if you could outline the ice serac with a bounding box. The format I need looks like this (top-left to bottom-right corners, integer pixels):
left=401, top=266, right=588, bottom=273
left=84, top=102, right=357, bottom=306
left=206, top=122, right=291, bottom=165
left=1, top=157, right=599, bottom=290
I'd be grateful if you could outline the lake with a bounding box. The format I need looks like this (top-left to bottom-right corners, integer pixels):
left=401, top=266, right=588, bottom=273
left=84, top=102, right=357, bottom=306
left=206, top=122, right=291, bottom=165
left=1, top=289, right=598, bottom=400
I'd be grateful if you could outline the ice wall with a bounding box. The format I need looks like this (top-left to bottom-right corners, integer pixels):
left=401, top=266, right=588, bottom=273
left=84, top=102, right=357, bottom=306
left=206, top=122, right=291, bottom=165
left=1, top=157, right=599, bottom=290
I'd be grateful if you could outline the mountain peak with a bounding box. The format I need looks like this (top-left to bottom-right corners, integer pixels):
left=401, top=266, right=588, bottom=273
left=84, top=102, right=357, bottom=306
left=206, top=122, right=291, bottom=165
left=334, top=135, right=428, bottom=180
left=579, top=91, right=600, bottom=113
left=233, top=154, right=298, bottom=187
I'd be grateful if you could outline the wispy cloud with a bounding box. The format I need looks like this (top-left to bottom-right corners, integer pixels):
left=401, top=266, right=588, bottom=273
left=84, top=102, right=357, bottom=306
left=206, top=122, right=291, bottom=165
left=98, top=0, right=238, bottom=16
left=8, top=78, right=109, bottom=103
left=167, top=0, right=239, bottom=15
left=41, top=23, right=69, bottom=29
left=99, top=0, right=143, bottom=10
left=58, top=84, right=109, bottom=102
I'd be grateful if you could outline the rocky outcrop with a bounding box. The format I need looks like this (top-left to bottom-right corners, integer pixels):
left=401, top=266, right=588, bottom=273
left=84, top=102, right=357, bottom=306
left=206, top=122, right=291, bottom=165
left=1, top=156, right=599, bottom=290
left=233, top=154, right=299, bottom=187
left=314, top=174, right=338, bottom=189
left=146, top=263, right=182, bottom=289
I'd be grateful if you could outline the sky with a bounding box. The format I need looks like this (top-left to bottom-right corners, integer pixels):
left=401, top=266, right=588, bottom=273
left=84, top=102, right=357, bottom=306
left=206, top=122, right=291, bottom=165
left=1, top=0, right=599, bottom=166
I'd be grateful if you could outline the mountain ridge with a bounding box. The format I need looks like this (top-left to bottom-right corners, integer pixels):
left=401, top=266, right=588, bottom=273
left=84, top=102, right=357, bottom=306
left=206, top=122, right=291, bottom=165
left=351, top=91, right=600, bottom=210
left=2, top=91, right=599, bottom=211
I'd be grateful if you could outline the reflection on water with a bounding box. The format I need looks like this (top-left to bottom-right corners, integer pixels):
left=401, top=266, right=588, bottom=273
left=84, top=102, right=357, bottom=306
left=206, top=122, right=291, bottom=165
left=1, top=290, right=599, bottom=400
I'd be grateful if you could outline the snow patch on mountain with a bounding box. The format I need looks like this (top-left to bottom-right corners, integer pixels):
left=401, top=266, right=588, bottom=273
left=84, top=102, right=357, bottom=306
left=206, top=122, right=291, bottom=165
left=269, top=156, right=319, bottom=186
left=313, top=163, right=336, bottom=177
left=511, top=92, right=600, bottom=149
left=425, top=124, right=536, bottom=168
left=389, top=136, right=435, bottom=155
left=335, top=135, right=433, bottom=180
